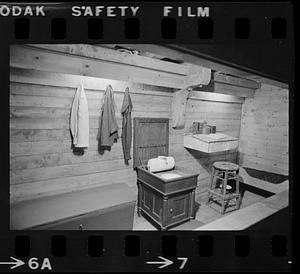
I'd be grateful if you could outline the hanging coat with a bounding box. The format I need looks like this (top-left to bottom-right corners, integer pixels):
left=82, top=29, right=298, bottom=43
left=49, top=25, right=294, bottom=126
left=97, top=85, right=119, bottom=147
left=70, top=83, right=89, bottom=148
left=121, top=87, right=133, bottom=165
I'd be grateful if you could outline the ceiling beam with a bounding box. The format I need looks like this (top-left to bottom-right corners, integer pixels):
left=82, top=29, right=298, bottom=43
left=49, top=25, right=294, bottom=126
left=10, top=45, right=185, bottom=89
left=117, top=44, right=288, bottom=89
left=27, top=44, right=189, bottom=76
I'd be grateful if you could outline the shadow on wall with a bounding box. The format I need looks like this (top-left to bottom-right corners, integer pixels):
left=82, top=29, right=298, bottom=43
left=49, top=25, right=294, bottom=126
left=185, top=147, right=238, bottom=173
left=70, top=141, right=116, bottom=156
left=237, top=151, right=244, bottom=166
left=72, top=146, right=85, bottom=156
left=97, top=144, right=112, bottom=155
left=69, top=130, right=119, bottom=156
left=69, top=132, right=86, bottom=156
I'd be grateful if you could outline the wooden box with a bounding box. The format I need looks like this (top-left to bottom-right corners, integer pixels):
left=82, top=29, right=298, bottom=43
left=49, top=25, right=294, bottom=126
left=134, top=118, right=199, bottom=230
left=184, top=133, right=239, bottom=153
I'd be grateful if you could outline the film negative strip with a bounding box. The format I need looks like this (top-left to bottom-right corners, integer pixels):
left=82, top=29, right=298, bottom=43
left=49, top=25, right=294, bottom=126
left=0, top=1, right=294, bottom=272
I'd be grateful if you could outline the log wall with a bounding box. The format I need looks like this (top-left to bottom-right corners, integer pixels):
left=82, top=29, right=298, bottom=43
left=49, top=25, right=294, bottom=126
left=174, top=92, right=243, bottom=193
left=238, top=84, right=289, bottom=175
left=10, top=67, right=174, bottom=203
left=10, top=45, right=246, bottom=203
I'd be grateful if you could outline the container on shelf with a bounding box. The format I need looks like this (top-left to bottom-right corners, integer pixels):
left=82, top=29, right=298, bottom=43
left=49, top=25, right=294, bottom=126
left=210, top=126, right=216, bottom=133
left=202, top=125, right=211, bottom=135
left=192, top=122, right=199, bottom=134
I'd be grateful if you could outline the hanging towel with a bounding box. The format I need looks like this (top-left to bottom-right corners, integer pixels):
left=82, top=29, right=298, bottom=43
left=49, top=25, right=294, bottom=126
left=70, top=83, right=89, bottom=148
left=97, top=85, right=119, bottom=147
left=121, top=87, right=133, bottom=165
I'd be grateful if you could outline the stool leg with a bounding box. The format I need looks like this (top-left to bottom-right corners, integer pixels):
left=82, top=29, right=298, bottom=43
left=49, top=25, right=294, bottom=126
left=209, top=166, right=215, bottom=189
left=206, top=167, right=215, bottom=205
left=235, top=170, right=240, bottom=194
left=235, top=170, right=240, bottom=210
left=206, top=192, right=211, bottom=205
left=223, top=171, right=228, bottom=196
left=236, top=196, right=241, bottom=210
left=221, top=171, right=228, bottom=214
left=221, top=199, right=226, bottom=214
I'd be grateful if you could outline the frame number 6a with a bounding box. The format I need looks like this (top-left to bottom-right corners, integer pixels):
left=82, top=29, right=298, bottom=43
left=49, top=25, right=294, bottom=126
left=28, top=257, right=52, bottom=270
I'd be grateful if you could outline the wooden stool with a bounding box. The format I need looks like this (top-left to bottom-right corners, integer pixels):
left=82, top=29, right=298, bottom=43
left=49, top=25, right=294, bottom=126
left=206, top=161, right=241, bottom=214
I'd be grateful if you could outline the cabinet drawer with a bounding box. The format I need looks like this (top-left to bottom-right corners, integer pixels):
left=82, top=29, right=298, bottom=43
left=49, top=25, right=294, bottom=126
left=167, top=193, right=190, bottom=225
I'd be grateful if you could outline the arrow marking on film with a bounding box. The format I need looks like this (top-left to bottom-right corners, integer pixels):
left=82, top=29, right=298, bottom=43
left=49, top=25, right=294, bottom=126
left=0, top=257, right=25, bottom=269
left=146, top=256, right=173, bottom=269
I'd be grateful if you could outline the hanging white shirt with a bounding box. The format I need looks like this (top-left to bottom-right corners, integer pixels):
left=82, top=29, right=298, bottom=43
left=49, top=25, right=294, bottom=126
left=70, top=83, right=89, bottom=148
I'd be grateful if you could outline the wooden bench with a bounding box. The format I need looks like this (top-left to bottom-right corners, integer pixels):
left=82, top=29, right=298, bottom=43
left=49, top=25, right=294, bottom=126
left=10, top=183, right=136, bottom=230
left=196, top=190, right=288, bottom=230
left=239, top=167, right=289, bottom=194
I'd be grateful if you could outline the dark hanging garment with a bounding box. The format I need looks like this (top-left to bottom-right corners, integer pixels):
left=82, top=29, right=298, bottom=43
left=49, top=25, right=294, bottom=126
left=97, top=85, right=119, bottom=150
left=121, top=87, right=133, bottom=165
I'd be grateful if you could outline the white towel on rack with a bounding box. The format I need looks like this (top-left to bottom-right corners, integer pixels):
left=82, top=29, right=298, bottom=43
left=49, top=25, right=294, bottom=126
left=70, top=83, right=89, bottom=148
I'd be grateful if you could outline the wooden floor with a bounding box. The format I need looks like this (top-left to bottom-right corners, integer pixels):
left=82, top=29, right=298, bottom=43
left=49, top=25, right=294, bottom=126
left=132, top=167, right=289, bottom=231
left=132, top=188, right=268, bottom=231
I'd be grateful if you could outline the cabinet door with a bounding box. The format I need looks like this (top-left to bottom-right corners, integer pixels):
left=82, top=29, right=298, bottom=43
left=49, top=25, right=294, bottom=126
left=142, top=186, right=154, bottom=213
left=167, top=193, right=190, bottom=225
left=141, top=186, right=163, bottom=223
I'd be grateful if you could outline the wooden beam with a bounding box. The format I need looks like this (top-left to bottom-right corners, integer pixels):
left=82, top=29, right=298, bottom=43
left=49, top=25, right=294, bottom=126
left=193, top=81, right=254, bottom=98
left=188, top=90, right=244, bottom=104
left=10, top=45, right=186, bottom=89
left=214, top=82, right=255, bottom=98
left=184, top=66, right=211, bottom=87
left=171, top=88, right=189, bottom=129
left=27, top=44, right=189, bottom=76
left=164, top=44, right=289, bottom=89
left=11, top=45, right=262, bottom=97
left=214, top=71, right=260, bottom=89
left=28, top=44, right=213, bottom=88
left=10, top=67, right=174, bottom=97
left=118, top=44, right=287, bottom=89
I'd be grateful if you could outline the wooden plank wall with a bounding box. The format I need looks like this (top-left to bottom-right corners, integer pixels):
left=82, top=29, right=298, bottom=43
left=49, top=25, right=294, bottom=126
left=10, top=45, right=246, bottom=203
left=170, top=92, right=244, bottom=193
left=238, top=84, right=289, bottom=175
left=10, top=67, right=176, bottom=203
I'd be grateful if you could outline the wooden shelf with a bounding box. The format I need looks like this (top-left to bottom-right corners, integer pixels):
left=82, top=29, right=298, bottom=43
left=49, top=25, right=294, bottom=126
left=184, top=133, right=238, bottom=153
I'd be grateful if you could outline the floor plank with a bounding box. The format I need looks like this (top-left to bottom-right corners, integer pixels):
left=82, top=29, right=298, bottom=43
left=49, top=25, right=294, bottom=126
left=132, top=188, right=271, bottom=230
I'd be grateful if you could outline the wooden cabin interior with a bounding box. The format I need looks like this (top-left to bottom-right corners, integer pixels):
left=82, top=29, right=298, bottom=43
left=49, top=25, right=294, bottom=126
left=9, top=44, right=289, bottom=230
